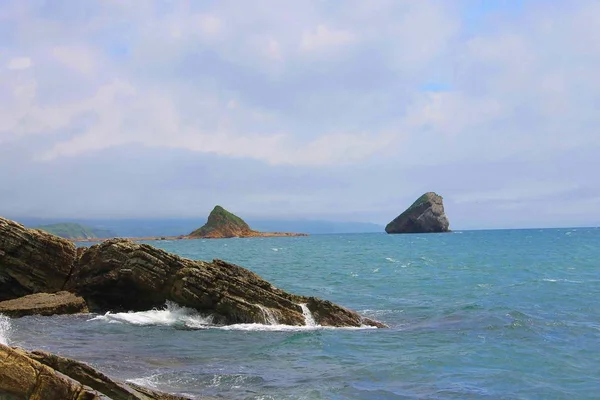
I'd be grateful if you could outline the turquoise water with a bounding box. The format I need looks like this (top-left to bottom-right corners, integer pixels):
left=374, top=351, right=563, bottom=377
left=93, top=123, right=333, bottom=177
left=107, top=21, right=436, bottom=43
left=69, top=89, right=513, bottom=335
left=4, top=228, right=600, bottom=399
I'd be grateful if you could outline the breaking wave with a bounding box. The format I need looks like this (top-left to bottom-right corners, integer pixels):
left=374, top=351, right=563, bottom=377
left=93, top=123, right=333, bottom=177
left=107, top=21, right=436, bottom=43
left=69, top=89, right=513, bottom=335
left=0, top=314, right=10, bottom=346
left=88, top=301, right=376, bottom=332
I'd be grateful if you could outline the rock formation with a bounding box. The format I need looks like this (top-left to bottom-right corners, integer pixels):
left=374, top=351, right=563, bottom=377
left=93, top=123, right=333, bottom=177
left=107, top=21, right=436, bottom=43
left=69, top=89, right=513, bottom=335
left=385, top=192, right=450, bottom=234
left=0, top=217, right=78, bottom=301
left=0, top=344, right=193, bottom=400
left=0, top=217, right=385, bottom=328
left=67, top=239, right=385, bottom=327
left=189, top=205, right=254, bottom=238
left=0, top=291, right=88, bottom=318
left=188, top=205, right=307, bottom=239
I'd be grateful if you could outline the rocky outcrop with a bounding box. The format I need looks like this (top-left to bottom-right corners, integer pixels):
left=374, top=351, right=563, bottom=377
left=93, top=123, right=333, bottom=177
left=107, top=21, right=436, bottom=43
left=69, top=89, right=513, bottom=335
left=0, top=291, right=88, bottom=318
left=0, top=344, right=105, bottom=400
left=190, top=205, right=254, bottom=238
left=385, top=192, right=450, bottom=234
left=0, top=344, right=193, bottom=400
left=0, top=217, right=77, bottom=301
left=0, top=216, right=384, bottom=328
left=67, top=239, right=385, bottom=328
left=189, top=205, right=307, bottom=239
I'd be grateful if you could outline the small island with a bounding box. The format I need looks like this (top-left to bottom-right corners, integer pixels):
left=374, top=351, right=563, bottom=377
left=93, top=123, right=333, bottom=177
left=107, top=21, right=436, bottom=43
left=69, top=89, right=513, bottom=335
left=189, top=205, right=307, bottom=239
left=385, top=192, right=450, bottom=234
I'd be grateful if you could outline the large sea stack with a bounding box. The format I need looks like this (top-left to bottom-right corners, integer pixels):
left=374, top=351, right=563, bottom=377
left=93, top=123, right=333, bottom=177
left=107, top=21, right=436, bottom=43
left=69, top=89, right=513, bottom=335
left=385, top=192, right=450, bottom=234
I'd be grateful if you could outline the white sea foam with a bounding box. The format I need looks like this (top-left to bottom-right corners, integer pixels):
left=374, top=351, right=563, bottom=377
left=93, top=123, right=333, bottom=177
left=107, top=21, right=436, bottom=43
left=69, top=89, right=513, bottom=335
left=88, top=301, right=377, bottom=331
left=0, top=314, right=10, bottom=346
left=88, top=301, right=213, bottom=329
left=385, top=257, right=397, bottom=263
left=256, top=304, right=278, bottom=325
left=299, top=304, right=317, bottom=327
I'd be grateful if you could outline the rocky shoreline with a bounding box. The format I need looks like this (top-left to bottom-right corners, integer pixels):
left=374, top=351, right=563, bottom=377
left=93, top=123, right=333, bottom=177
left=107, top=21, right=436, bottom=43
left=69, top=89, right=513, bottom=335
left=71, top=231, right=308, bottom=243
left=0, top=216, right=386, bottom=399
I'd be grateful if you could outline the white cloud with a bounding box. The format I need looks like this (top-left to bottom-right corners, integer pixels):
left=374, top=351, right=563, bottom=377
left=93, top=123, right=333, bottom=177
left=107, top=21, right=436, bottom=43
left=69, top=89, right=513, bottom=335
left=6, top=57, right=31, bottom=70
left=301, top=25, right=357, bottom=52
left=51, top=46, right=96, bottom=75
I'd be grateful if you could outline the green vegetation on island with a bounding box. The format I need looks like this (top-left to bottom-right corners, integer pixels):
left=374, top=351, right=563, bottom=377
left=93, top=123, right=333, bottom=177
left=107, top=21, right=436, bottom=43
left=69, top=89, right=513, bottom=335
left=189, top=206, right=253, bottom=238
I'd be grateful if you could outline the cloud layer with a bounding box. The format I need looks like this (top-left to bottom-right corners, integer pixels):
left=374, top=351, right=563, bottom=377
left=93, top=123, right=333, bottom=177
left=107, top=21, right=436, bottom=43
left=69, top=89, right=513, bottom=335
left=1, top=1, right=599, bottom=228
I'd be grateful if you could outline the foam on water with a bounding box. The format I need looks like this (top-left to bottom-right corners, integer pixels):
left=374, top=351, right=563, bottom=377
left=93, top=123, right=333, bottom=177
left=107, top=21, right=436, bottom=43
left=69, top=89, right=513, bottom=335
left=0, top=314, right=10, bottom=345
left=299, top=303, right=318, bottom=327
left=88, top=301, right=373, bottom=332
left=88, top=301, right=213, bottom=329
left=256, top=304, right=278, bottom=325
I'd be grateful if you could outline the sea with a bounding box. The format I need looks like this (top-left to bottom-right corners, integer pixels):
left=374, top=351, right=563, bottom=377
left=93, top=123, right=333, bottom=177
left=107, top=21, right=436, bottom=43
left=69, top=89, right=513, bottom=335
left=1, top=228, right=599, bottom=399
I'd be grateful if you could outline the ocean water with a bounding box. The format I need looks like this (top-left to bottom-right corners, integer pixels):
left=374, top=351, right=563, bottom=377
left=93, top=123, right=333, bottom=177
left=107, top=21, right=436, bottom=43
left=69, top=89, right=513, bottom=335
left=3, top=228, right=600, bottom=399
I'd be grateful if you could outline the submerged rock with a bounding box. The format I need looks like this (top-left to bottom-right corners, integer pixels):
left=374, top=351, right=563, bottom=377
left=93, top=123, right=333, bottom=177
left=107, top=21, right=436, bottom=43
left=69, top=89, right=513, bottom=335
left=385, top=192, right=450, bottom=234
left=0, top=344, right=193, bottom=400
left=67, top=239, right=386, bottom=328
left=0, top=291, right=88, bottom=318
left=0, top=217, right=77, bottom=301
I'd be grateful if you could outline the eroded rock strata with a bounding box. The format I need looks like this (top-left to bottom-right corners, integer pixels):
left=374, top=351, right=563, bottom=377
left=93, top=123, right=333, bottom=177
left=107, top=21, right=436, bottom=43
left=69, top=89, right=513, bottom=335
left=0, top=291, right=88, bottom=318
left=0, top=344, right=193, bottom=400
left=0, top=217, right=385, bottom=328
left=68, top=239, right=385, bottom=327
left=0, top=217, right=78, bottom=301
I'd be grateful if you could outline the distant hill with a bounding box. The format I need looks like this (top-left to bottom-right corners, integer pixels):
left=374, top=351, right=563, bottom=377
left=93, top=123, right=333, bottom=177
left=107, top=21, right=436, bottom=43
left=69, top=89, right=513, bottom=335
left=35, top=223, right=116, bottom=239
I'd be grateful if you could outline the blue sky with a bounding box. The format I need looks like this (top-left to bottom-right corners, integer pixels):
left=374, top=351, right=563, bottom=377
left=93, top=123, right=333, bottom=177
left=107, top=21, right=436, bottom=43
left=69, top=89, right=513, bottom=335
left=1, top=1, right=599, bottom=229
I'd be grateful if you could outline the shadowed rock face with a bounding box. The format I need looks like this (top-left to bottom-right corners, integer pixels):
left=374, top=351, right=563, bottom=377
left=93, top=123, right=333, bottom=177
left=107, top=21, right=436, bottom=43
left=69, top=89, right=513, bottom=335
left=0, top=291, right=88, bottom=318
left=385, top=192, right=450, bottom=234
left=0, top=217, right=77, bottom=301
left=0, top=344, right=193, bottom=400
left=67, top=239, right=386, bottom=327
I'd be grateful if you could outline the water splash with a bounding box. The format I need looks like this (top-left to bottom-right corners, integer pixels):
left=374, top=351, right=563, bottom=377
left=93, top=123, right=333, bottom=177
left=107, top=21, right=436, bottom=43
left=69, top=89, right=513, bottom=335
left=299, top=304, right=317, bottom=327
left=0, top=314, right=10, bottom=346
left=256, top=304, right=278, bottom=325
left=88, top=301, right=212, bottom=329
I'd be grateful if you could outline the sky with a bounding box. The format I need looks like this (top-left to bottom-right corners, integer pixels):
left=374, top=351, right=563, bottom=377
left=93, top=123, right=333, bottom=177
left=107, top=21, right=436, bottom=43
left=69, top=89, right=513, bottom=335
left=0, top=0, right=599, bottom=230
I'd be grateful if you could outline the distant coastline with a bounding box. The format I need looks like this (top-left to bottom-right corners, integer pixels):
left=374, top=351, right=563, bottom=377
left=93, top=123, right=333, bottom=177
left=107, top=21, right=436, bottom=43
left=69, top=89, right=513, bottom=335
left=73, top=231, right=309, bottom=243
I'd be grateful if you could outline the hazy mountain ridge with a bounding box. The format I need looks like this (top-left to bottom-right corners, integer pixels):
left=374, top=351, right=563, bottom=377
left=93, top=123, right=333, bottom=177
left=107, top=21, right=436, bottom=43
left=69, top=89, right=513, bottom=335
left=35, top=223, right=116, bottom=239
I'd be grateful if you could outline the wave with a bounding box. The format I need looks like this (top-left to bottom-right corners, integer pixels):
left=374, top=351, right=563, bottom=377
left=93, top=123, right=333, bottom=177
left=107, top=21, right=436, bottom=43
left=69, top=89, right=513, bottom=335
left=88, top=301, right=213, bottom=330
left=0, top=314, right=10, bottom=346
left=88, top=302, right=376, bottom=332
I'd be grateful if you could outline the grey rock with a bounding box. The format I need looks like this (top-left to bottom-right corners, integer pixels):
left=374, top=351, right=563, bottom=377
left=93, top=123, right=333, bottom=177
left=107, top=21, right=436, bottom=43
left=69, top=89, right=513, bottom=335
left=385, top=192, right=450, bottom=234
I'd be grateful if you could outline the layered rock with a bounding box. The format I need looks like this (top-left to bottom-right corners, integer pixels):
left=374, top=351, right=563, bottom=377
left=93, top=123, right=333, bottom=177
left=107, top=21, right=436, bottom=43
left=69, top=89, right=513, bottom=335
left=0, top=217, right=77, bottom=301
left=67, top=239, right=385, bottom=327
left=385, top=192, right=450, bottom=234
left=0, top=291, right=88, bottom=318
left=0, top=344, right=193, bottom=400
left=0, top=216, right=385, bottom=327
